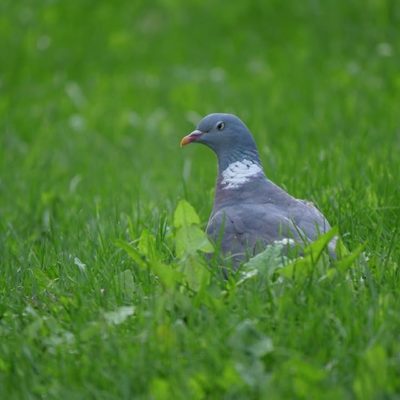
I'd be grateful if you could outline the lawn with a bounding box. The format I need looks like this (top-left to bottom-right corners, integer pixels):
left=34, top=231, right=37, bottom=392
left=1, top=0, right=400, bottom=398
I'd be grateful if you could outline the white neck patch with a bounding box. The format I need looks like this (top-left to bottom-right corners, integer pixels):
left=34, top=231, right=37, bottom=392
left=221, top=159, right=263, bottom=189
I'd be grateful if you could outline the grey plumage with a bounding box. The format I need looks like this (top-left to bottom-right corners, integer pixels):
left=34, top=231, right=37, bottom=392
left=181, top=113, right=336, bottom=266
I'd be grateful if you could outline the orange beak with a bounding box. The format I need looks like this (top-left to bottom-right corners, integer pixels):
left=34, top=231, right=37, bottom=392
left=180, top=130, right=204, bottom=147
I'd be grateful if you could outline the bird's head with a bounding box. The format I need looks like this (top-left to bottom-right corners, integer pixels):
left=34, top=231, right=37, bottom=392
left=181, top=113, right=260, bottom=169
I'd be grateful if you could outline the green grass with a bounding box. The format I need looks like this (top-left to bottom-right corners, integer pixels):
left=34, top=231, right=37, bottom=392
left=1, top=0, right=400, bottom=398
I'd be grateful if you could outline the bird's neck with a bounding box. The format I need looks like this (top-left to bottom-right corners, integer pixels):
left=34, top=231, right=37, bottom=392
left=217, top=148, right=261, bottom=172
left=213, top=151, right=266, bottom=211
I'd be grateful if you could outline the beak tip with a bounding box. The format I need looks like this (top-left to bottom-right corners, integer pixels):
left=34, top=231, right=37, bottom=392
left=180, top=137, right=189, bottom=147
left=180, top=130, right=203, bottom=147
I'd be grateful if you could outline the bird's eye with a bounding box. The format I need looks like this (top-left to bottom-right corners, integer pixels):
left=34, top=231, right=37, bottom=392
left=216, top=121, right=225, bottom=131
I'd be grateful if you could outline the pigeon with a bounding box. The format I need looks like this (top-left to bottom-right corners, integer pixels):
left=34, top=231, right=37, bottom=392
left=181, top=113, right=336, bottom=266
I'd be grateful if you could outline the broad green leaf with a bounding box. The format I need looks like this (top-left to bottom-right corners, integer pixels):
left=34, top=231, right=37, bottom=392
left=44, top=331, right=75, bottom=348
left=173, top=199, right=200, bottom=228
left=336, top=244, right=365, bottom=272
left=138, top=228, right=156, bottom=259
left=115, top=239, right=147, bottom=269
left=278, top=228, right=338, bottom=279
left=74, top=256, right=87, bottom=272
left=151, top=261, right=182, bottom=288
left=243, top=243, right=288, bottom=277
left=235, top=360, right=266, bottom=388
left=228, top=319, right=273, bottom=358
left=278, top=256, right=313, bottom=279
left=304, top=226, right=338, bottom=261
left=324, top=267, right=337, bottom=280
left=335, top=237, right=349, bottom=258
left=236, top=269, right=259, bottom=286
left=175, top=225, right=213, bottom=257
left=103, top=306, right=135, bottom=325
left=181, top=256, right=211, bottom=292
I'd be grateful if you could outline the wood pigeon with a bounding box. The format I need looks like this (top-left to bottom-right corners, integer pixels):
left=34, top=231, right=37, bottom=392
left=181, top=113, right=336, bottom=266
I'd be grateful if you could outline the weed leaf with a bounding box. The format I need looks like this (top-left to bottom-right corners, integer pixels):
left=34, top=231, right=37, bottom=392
left=173, top=199, right=200, bottom=228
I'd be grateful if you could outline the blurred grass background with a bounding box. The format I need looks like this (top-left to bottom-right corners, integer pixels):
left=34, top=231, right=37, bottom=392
left=2, top=1, right=399, bottom=249
left=1, top=0, right=400, bottom=398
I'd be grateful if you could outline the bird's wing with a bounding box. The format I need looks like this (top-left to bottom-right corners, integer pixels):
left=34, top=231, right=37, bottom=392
left=207, top=199, right=337, bottom=265
left=291, top=199, right=337, bottom=255
left=293, top=199, right=331, bottom=237
left=206, top=204, right=303, bottom=265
